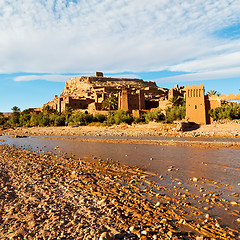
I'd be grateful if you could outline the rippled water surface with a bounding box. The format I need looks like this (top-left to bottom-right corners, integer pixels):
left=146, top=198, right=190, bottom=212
left=1, top=135, right=239, bottom=186
left=1, top=135, right=240, bottom=230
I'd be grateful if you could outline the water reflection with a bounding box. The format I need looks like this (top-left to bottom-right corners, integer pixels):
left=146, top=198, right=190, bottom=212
left=1, top=135, right=240, bottom=231
left=1, top=135, right=239, bottom=188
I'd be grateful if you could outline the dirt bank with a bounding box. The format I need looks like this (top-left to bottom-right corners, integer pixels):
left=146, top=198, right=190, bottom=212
left=2, top=121, right=240, bottom=139
left=0, top=145, right=239, bottom=239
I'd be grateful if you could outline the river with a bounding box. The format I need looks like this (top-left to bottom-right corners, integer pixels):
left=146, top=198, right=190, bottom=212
left=0, top=134, right=240, bottom=231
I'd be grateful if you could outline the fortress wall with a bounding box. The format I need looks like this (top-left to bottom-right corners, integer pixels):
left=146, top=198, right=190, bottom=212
left=210, top=93, right=240, bottom=101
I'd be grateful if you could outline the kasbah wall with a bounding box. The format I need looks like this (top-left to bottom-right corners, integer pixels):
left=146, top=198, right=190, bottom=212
left=38, top=72, right=240, bottom=125
left=186, top=84, right=240, bottom=124
left=39, top=72, right=185, bottom=117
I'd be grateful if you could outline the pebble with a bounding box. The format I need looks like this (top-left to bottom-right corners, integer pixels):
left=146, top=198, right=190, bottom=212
left=0, top=139, right=238, bottom=239
left=129, top=226, right=135, bottom=232
left=178, top=219, right=186, bottom=225
left=230, top=201, right=238, bottom=206
left=99, top=232, right=114, bottom=240
left=232, top=192, right=239, bottom=197
left=192, top=177, right=198, bottom=182
left=141, top=230, right=148, bottom=235
left=160, top=218, right=168, bottom=224
left=215, top=223, right=220, bottom=228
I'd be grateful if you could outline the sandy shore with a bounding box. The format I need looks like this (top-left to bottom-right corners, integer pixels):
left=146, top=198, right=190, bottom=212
left=0, top=145, right=239, bottom=239
left=2, top=121, right=240, bottom=139
left=1, top=122, right=240, bottom=239
left=2, top=121, right=240, bottom=150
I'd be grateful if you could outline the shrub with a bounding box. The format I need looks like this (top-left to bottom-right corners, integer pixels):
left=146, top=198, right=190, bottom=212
left=19, top=113, right=31, bottom=126
left=144, top=109, right=164, bottom=123
left=105, top=109, right=134, bottom=125
left=209, top=103, right=240, bottom=121
left=54, top=115, right=66, bottom=126
left=68, top=111, right=93, bottom=126
left=0, top=116, right=7, bottom=126
left=3, top=120, right=12, bottom=128
left=38, top=115, right=50, bottom=127
left=30, top=115, right=39, bottom=126
left=93, top=113, right=106, bottom=123
left=165, top=104, right=186, bottom=123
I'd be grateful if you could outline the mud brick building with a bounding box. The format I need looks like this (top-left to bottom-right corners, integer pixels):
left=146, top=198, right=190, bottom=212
left=40, top=72, right=185, bottom=115
left=186, top=84, right=240, bottom=124
left=38, top=73, right=239, bottom=125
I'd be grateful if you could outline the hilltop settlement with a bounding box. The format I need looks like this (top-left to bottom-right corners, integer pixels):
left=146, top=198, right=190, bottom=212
left=36, top=72, right=240, bottom=125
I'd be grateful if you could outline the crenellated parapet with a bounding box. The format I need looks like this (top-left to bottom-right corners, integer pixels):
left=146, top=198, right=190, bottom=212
left=210, top=93, right=240, bottom=101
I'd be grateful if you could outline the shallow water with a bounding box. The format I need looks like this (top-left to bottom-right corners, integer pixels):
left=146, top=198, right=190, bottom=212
left=1, top=135, right=240, bottom=231
left=1, top=135, right=239, bottom=186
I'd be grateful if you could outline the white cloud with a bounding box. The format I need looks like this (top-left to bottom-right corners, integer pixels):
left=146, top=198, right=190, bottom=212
left=14, top=74, right=81, bottom=82
left=0, top=0, right=240, bottom=82
left=169, top=49, right=240, bottom=73
left=14, top=73, right=140, bottom=82
left=154, top=67, right=240, bottom=83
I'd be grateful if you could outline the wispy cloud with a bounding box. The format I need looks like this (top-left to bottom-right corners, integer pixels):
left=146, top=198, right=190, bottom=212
left=154, top=67, right=240, bottom=83
left=14, top=75, right=81, bottom=82
left=1, top=0, right=240, bottom=82
left=14, top=73, right=140, bottom=82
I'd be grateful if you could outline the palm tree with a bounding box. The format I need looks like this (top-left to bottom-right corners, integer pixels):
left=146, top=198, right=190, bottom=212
left=168, top=96, right=184, bottom=106
left=11, top=106, right=21, bottom=125
left=207, top=90, right=220, bottom=97
left=12, top=106, right=21, bottom=113
left=102, top=97, right=118, bottom=111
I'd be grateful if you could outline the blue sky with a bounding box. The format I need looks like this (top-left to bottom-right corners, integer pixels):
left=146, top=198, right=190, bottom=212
left=0, top=0, right=240, bottom=112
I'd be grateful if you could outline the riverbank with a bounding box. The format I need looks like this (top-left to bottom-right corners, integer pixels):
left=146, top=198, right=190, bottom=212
left=0, top=145, right=239, bottom=239
left=2, top=121, right=240, bottom=139
left=2, top=121, right=240, bottom=150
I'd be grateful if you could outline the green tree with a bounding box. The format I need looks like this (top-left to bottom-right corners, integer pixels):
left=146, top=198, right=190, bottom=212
left=165, top=103, right=186, bottom=123
left=12, top=106, right=20, bottom=113
left=144, top=109, right=165, bottom=123
left=19, top=113, right=31, bottom=126
left=64, top=107, right=73, bottom=116
left=207, top=90, right=220, bottom=97
left=30, top=115, right=39, bottom=126
left=54, top=115, right=66, bottom=126
left=0, top=113, right=6, bottom=126
left=168, top=96, right=184, bottom=106
left=68, top=110, right=93, bottom=126
left=11, top=106, right=21, bottom=126
left=209, top=103, right=240, bottom=121
left=102, top=97, right=118, bottom=111
left=93, top=113, right=106, bottom=123
left=38, top=115, right=50, bottom=126
left=42, top=105, right=57, bottom=115
left=105, top=109, right=133, bottom=125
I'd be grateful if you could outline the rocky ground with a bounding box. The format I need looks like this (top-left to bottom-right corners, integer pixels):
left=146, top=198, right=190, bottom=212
left=2, top=120, right=240, bottom=139
left=0, top=145, right=239, bottom=239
